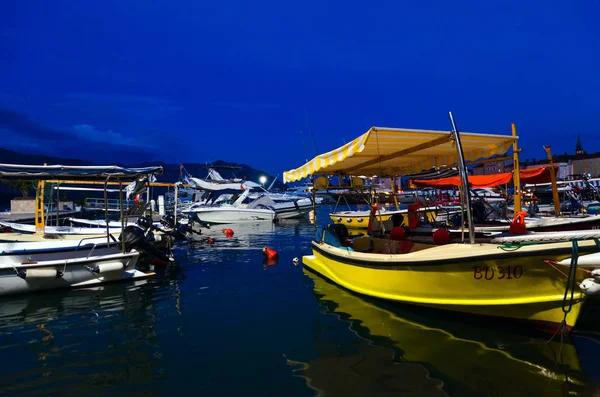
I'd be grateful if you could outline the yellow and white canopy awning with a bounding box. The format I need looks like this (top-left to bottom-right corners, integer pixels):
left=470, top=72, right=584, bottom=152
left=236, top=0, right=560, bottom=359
left=283, top=127, right=517, bottom=183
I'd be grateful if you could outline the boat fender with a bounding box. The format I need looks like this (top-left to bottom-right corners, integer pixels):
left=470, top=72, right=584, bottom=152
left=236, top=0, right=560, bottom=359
left=579, top=278, right=600, bottom=295
left=433, top=228, right=451, bottom=245
left=91, top=261, right=125, bottom=274
left=336, top=217, right=342, bottom=222
left=357, top=218, right=363, bottom=223
left=262, top=246, right=279, bottom=261
left=407, top=204, right=420, bottom=229
left=292, top=257, right=299, bottom=265
left=390, top=226, right=406, bottom=241
left=592, top=269, right=600, bottom=280
left=17, top=268, right=63, bottom=280
left=509, top=212, right=527, bottom=234
left=222, top=228, right=234, bottom=237
left=346, top=218, right=352, bottom=223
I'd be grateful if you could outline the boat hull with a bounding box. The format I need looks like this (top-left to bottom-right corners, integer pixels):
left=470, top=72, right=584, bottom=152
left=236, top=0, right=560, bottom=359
left=302, top=239, right=598, bottom=329
left=186, top=207, right=276, bottom=224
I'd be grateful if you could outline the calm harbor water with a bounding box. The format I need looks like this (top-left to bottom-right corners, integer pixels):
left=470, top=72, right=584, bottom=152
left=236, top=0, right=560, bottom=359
left=1, top=205, right=600, bottom=396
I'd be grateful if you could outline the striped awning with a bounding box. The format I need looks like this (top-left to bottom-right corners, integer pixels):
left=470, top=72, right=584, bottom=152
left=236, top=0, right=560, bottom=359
left=283, top=127, right=517, bottom=183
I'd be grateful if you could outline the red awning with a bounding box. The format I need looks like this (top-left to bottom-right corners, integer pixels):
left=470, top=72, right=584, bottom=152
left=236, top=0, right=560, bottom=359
left=411, top=166, right=556, bottom=189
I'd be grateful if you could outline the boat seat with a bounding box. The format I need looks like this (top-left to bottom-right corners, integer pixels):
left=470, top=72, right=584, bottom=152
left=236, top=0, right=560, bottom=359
left=370, top=219, right=394, bottom=236
left=352, top=236, right=373, bottom=252
left=353, top=237, right=415, bottom=254
left=372, top=238, right=415, bottom=254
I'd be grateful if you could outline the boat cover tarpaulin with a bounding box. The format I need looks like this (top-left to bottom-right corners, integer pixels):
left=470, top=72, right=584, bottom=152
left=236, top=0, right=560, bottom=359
left=187, top=177, right=261, bottom=191
left=411, top=166, right=557, bottom=189
left=282, top=127, right=516, bottom=183
left=0, top=164, right=163, bottom=181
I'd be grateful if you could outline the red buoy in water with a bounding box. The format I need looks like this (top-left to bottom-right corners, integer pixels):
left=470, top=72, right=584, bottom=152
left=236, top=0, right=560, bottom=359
left=205, top=237, right=215, bottom=244
left=432, top=228, right=450, bottom=245
left=390, top=226, right=406, bottom=241
left=222, top=228, right=234, bottom=238
left=262, top=246, right=279, bottom=260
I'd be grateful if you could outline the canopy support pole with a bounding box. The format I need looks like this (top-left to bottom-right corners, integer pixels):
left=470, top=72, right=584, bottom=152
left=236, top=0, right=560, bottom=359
left=449, top=112, right=475, bottom=244
left=390, top=177, right=399, bottom=210
left=174, top=182, right=178, bottom=225
left=104, top=175, right=111, bottom=245
left=512, top=123, right=522, bottom=214
left=119, top=179, right=126, bottom=254
left=34, top=180, right=45, bottom=235
left=544, top=145, right=561, bottom=216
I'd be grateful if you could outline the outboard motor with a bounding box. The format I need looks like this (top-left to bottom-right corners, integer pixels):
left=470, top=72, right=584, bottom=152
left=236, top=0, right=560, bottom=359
left=161, top=214, right=176, bottom=228
left=119, top=216, right=174, bottom=263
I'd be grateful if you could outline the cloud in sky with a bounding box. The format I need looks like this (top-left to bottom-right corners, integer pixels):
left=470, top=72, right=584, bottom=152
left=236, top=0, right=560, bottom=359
left=0, top=108, right=72, bottom=142
left=72, top=124, right=157, bottom=149
left=54, top=93, right=181, bottom=123
left=0, top=108, right=159, bottom=162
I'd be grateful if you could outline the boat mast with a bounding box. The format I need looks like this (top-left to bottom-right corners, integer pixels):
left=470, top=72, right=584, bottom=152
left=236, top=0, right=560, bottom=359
left=511, top=123, right=522, bottom=213
left=544, top=145, right=561, bottom=216
left=448, top=112, right=475, bottom=244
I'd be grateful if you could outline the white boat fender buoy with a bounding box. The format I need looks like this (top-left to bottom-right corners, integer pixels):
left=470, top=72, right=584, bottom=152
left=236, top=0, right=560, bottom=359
left=592, top=269, right=600, bottom=280
left=90, top=262, right=125, bottom=274
left=556, top=252, right=600, bottom=267
left=357, top=218, right=363, bottom=223
left=16, top=268, right=63, bottom=280
left=579, top=278, right=600, bottom=295
left=346, top=218, right=352, bottom=223
left=292, top=257, right=299, bottom=266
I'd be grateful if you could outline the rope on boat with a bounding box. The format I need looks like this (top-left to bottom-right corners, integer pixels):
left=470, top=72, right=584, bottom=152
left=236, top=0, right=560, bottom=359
left=496, top=242, right=539, bottom=251
left=561, top=239, right=580, bottom=316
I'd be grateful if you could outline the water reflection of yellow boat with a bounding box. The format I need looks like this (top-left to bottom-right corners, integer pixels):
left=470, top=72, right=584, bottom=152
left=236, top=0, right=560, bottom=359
left=299, top=269, right=591, bottom=397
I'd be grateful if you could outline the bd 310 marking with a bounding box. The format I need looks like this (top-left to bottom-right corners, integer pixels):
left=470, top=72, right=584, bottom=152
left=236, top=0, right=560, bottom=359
left=473, top=265, right=523, bottom=280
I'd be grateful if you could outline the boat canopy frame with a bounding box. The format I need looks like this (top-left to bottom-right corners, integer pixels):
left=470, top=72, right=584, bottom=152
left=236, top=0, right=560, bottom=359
left=282, top=114, right=519, bottom=244
left=0, top=164, right=164, bottom=250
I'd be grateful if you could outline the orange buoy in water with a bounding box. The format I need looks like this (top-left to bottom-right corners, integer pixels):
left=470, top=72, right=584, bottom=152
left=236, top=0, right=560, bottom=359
left=509, top=212, right=528, bottom=234
left=390, top=226, right=406, bottom=241
left=262, top=246, right=279, bottom=260
left=263, top=258, right=278, bottom=269
left=221, top=228, right=234, bottom=238
left=205, top=237, right=215, bottom=244
left=432, top=228, right=450, bottom=245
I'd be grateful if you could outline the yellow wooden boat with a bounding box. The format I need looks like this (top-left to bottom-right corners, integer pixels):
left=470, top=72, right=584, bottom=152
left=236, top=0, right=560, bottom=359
left=304, top=235, right=596, bottom=329
left=298, top=269, right=588, bottom=396
left=283, top=118, right=600, bottom=330
left=329, top=206, right=438, bottom=228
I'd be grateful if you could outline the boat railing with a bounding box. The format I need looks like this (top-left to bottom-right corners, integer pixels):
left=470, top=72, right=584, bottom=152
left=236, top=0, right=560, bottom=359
left=72, top=234, right=120, bottom=259
left=84, top=198, right=135, bottom=211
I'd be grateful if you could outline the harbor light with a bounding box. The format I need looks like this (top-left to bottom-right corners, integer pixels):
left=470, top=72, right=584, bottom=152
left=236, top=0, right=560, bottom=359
left=259, top=175, right=267, bottom=187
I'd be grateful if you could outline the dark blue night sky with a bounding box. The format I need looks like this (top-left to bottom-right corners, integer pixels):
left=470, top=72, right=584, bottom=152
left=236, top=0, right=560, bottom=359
left=1, top=0, right=599, bottom=176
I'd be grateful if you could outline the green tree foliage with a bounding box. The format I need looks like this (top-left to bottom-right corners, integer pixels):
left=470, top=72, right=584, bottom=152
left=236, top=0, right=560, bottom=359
left=1, top=180, right=36, bottom=198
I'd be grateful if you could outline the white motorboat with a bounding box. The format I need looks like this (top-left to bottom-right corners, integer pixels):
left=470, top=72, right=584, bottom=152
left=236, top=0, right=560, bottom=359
left=0, top=236, right=111, bottom=254
left=0, top=221, right=122, bottom=235
left=0, top=162, right=165, bottom=296
left=0, top=244, right=147, bottom=296
left=182, top=172, right=278, bottom=224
